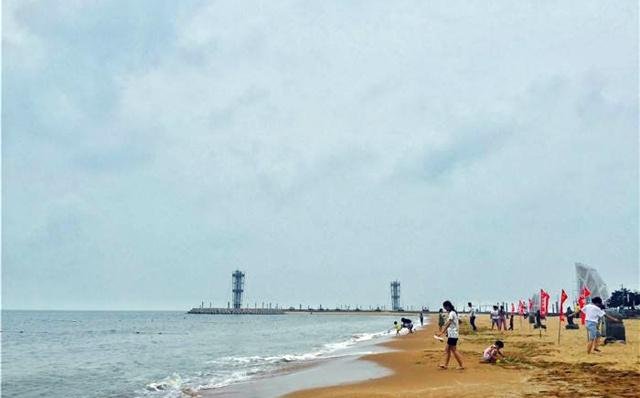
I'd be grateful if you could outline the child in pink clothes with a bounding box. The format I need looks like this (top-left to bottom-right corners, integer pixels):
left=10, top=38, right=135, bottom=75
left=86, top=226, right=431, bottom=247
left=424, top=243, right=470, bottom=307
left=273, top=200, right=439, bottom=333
left=482, top=340, right=505, bottom=363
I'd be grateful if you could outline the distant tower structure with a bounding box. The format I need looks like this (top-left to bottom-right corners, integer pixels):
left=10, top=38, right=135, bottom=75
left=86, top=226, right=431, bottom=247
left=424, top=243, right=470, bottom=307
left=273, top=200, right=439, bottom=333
left=232, top=270, right=245, bottom=309
left=390, top=280, right=401, bottom=311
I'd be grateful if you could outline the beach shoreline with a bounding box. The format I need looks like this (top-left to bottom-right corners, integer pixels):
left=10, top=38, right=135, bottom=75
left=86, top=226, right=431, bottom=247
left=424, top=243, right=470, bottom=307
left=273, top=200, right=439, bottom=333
left=286, top=314, right=640, bottom=398
left=198, top=313, right=415, bottom=397
left=202, top=348, right=392, bottom=398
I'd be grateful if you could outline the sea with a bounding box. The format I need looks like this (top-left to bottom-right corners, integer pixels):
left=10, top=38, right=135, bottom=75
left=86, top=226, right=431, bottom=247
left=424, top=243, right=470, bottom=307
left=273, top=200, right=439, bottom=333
left=1, top=310, right=413, bottom=398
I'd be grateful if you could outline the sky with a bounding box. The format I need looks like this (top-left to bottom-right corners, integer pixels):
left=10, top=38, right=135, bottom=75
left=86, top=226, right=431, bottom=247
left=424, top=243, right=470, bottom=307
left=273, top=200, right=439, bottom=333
left=2, top=1, right=638, bottom=311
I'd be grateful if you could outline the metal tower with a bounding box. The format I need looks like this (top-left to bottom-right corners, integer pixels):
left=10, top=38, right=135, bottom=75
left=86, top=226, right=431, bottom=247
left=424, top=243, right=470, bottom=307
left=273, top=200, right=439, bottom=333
left=232, top=270, right=245, bottom=309
left=390, top=280, right=401, bottom=311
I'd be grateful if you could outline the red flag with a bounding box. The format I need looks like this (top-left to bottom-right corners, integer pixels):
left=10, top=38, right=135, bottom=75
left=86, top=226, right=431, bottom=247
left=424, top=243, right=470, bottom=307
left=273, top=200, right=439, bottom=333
left=582, top=286, right=591, bottom=299
left=545, top=291, right=550, bottom=314
left=511, top=303, right=515, bottom=314
left=528, top=298, right=534, bottom=312
left=540, top=289, right=550, bottom=317
left=578, top=295, right=586, bottom=325
left=518, top=300, right=524, bottom=315
left=559, top=289, right=568, bottom=321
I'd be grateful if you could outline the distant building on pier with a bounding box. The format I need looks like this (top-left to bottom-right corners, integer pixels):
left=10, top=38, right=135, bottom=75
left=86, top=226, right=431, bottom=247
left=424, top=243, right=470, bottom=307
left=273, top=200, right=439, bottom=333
left=232, top=270, right=245, bottom=309
left=390, top=280, right=401, bottom=311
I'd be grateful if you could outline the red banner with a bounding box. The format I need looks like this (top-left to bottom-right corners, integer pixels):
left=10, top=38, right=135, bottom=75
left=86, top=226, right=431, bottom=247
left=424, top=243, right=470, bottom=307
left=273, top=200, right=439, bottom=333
left=518, top=300, right=524, bottom=315
left=528, top=298, right=534, bottom=312
left=560, top=289, right=568, bottom=321
left=540, top=289, right=550, bottom=317
left=578, top=295, right=586, bottom=325
left=582, top=286, right=591, bottom=299
left=511, top=303, right=515, bottom=314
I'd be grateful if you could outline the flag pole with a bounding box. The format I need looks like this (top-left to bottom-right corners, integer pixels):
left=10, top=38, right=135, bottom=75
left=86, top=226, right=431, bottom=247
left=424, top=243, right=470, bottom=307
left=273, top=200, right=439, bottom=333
left=557, top=295, right=562, bottom=344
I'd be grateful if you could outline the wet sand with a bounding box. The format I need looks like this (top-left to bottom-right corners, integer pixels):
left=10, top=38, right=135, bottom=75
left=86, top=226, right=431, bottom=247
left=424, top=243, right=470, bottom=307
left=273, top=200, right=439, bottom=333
left=205, top=353, right=391, bottom=398
left=286, top=315, right=640, bottom=398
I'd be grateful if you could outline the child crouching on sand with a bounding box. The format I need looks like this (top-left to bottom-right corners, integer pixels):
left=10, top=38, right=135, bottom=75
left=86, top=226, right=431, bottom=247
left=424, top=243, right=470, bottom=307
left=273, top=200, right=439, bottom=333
left=436, top=300, right=464, bottom=370
left=481, top=340, right=505, bottom=363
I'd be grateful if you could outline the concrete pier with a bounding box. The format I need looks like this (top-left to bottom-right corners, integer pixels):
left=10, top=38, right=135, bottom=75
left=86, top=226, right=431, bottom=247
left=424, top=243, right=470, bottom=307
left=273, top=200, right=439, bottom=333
left=187, top=307, right=285, bottom=315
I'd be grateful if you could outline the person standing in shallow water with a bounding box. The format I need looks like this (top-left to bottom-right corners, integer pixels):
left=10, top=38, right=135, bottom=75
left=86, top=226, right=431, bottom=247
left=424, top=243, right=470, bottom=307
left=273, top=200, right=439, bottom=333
left=436, top=300, right=464, bottom=370
left=419, top=311, right=424, bottom=327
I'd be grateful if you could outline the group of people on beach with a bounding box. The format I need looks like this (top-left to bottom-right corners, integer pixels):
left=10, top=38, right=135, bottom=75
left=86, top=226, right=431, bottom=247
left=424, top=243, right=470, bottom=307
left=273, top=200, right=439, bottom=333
left=436, top=301, right=512, bottom=368
left=434, top=300, right=503, bottom=368
left=395, top=295, right=623, bottom=371
left=393, top=317, right=415, bottom=335
left=489, top=305, right=514, bottom=331
left=427, top=301, right=507, bottom=369
left=439, top=303, right=516, bottom=333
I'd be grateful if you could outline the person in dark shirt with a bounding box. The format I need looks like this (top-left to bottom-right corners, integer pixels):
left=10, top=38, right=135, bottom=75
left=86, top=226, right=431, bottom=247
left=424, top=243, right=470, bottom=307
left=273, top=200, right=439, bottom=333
left=498, top=305, right=506, bottom=331
left=401, top=317, right=414, bottom=333
left=566, top=306, right=574, bottom=325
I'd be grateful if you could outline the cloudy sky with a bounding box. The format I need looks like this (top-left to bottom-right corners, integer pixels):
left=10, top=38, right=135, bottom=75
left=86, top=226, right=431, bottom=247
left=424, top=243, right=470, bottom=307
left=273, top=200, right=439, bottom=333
left=3, top=1, right=638, bottom=310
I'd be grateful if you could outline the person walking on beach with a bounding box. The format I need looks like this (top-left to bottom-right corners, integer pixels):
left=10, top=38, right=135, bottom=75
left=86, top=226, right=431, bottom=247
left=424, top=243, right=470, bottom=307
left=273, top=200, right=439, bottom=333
left=467, top=302, right=477, bottom=331
left=419, top=311, right=424, bottom=327
left=577, top=297, right=620, bottom=354
left=438, top=308, right=445, bottom=332
left=436, top=300, right=464, bottom=370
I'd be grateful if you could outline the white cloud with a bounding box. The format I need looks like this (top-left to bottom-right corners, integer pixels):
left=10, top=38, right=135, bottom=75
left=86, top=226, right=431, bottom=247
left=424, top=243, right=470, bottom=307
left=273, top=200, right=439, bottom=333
left=3, top=0, right=637, bottom=309
left=3, top=1, right=47, bottom=70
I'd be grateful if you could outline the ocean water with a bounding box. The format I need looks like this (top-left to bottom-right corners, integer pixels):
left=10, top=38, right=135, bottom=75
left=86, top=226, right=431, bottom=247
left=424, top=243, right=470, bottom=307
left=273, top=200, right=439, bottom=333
left=1, top=310, right=410, bottom=398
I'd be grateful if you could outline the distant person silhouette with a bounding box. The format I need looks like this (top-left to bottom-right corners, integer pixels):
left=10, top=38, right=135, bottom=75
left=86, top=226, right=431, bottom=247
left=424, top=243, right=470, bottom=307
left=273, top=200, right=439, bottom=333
left=468, top=302, right=477, bottom=331
left=566, top=306, right=574, bottom=325
left=490, top=306, right=499, bottom=330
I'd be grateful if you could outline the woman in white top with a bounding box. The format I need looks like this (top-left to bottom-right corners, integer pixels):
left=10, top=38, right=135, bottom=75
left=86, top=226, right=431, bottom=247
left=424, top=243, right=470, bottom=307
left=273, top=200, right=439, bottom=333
left=436, top=300, right=464, bottom=369
left=490, top=306, right=500, bottom=330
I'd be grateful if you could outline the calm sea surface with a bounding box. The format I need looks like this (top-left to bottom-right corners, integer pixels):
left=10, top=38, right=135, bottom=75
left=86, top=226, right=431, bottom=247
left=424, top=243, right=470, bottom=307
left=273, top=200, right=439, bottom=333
left=1, top=310, right=406, bottom=398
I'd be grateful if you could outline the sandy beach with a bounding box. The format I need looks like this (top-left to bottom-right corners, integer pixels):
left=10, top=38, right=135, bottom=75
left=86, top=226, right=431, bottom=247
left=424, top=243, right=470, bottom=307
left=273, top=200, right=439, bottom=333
left=286, top=315, right=640, bottom=398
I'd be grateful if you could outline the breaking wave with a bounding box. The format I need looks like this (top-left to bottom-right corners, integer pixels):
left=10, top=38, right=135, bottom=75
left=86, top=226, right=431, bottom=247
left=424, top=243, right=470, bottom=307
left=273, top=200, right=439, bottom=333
left=139, top=327, right=395, bottom=397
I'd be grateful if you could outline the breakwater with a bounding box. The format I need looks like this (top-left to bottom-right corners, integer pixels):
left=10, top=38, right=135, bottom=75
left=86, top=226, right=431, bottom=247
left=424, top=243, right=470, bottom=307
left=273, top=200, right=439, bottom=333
left=187, top=307, right=285, bottom=315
